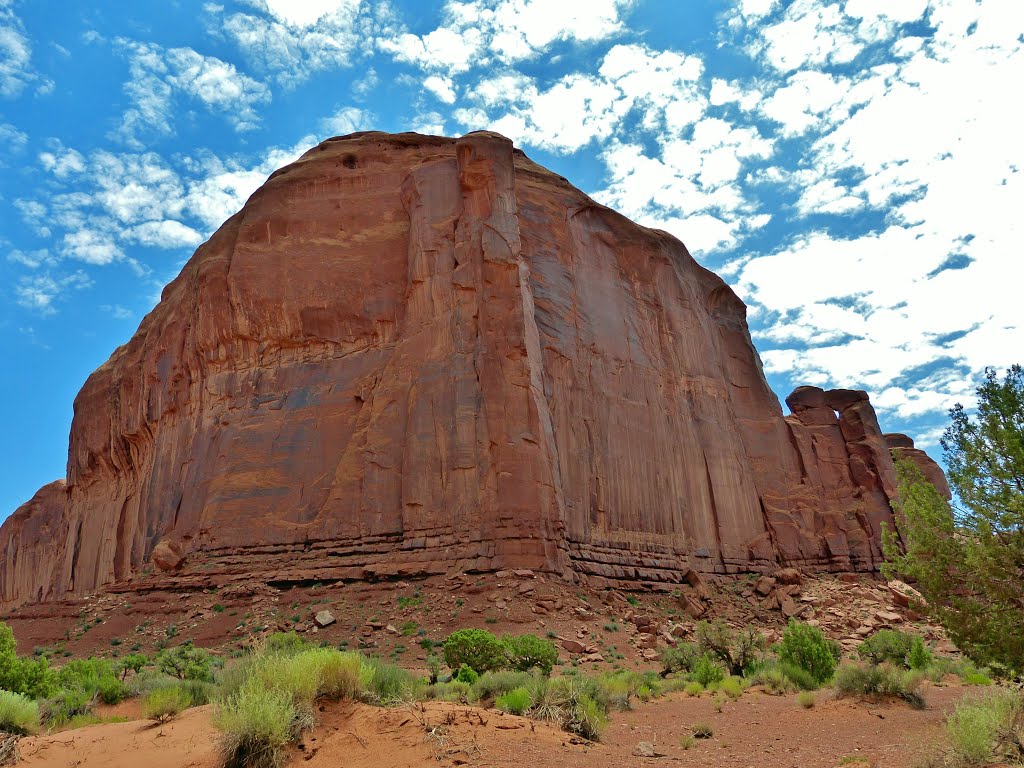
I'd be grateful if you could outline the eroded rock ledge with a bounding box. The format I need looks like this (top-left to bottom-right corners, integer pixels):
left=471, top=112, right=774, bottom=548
left=0, top=131, right=948, bottom=607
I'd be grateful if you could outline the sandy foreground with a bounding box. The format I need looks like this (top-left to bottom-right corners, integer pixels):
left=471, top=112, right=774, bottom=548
left=14, top=683, right=967, bottom=768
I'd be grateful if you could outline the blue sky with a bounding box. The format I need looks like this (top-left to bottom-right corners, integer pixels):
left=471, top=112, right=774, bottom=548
left=1, top=0, right=1021, bottom=518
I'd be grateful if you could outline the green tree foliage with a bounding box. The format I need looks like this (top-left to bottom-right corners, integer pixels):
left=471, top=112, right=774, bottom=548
left=156, top=642, right=214, bottom=682
left=442, top=629, right=507, bottom=675
left=883, top=365, right=1024, bottom=675
left=501, top=634, right=558, bottom=675
left=777, top=620, right=840, bottom=684
left=694, top=620, right=766, bottom=676
left=0, top=622, right=55, bottom=699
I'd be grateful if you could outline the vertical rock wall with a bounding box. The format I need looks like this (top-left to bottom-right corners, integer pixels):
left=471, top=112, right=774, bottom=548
left=0, top=131, right=948, bottom=607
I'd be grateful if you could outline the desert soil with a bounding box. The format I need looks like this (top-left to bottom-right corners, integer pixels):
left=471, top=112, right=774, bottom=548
left=15, top=684, right=966, bottom=768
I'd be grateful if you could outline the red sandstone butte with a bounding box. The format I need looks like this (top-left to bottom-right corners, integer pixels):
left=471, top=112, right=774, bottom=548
left=0, top=131, right=948, bottom=608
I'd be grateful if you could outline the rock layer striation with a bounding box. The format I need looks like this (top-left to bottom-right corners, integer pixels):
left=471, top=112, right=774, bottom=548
left=0, top=132, right=947, bottom=607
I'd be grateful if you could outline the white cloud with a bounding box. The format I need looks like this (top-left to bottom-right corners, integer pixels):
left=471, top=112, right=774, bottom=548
left=15, top=271, right=92, bottom=314
left=61, top=230, right=124, bottom=265
left=380, top=0, right=634, bottom=74
left=320, top=106, right=374, bottom=136
left=0, top=120, right=26, bottom=153
left=124, top=220, right=204, bottom=248
left=116, top=40, right=271, bottom=145
left=101, top=304, right=133, bottom=320
left=422, top=74, right=456, bottom=103
left=215, top=0, right=365, bottom=86
left=0, top=1, right=35, bottom=97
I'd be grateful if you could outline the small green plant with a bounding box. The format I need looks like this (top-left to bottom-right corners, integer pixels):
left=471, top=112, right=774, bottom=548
left=691, top=722, right=714, bottom=739
left=719, top=676, right=744, bottom=699
left=907, top=637, right=933, bottom=670
left=684, top=681, right=704, bottom=696
left=496, top=686, right=532, bottom=715
left=142, top=685, right=191, bottom=723
left=454, top=664, right=479, bottom=684
left=712, top=693, right=725, bottom=712
left=626, top=596, right=639, bottom=606
left=797, top=691, right=816, bottom=709
left=397, top=594, right=423, bottom=610
left=213, top=604, right=225, bottom=613
left=690, top=654, right=726, bottom=687
left=680, top=734, right=695, bottom=749
left=0, top=690, right=40, bottom=735
left=778, top=620, right=841, bottom=685
left=832, top=662, right=925, bottom=709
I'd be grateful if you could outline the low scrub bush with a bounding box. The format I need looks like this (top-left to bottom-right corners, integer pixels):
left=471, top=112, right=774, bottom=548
left=719, top=676, right=744, bottom=700
left=428, top=680, right=471, bottom=703
left=778, top=620, right=841, bottom=685
left=142, top=685, right=190, bottom=723
left=216, top=686, right=295, bottom=768
left=470, top=670, right=532, bottom=704
left=797, top=691, right=816, bottom=709
left=691, top=722, right=713, bottom=739
left=907, top=637, right=933, bottom=670
left=443, top=629, right=506, bottom=675
left=0, top=690, right=40, bottom=735
left=454, top=664, right=478, bottom=684
left=361, top=657, right=413, bottom=704
left=496, top=687, right=532, bottom=715
left=262, top=632, right=309, bottom=657
left=832, top=662, right=925, bottom=709
left=857, top=629, right=915, bottom=666
left=944, top=688, right=1023, bottom=766
left=502, top=634, right=558, bottom=675
left=660, top=642, right=701, bottom=675
left=308, top=649, right=367, bottom=700
left=684, top=681, right=704, bottom=696
left=690, top=654, right=726, bottom=687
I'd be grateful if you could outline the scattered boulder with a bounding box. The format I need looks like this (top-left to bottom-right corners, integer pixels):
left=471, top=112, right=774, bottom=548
left=150, top=540, right=185, bottom=572
left=774, top=567, right=803, bottom=585
left=633, top=742, right=665, bottom=758
left=561, top=639, right=586, bottom=654
left=313, top=609, right=336, bottom=628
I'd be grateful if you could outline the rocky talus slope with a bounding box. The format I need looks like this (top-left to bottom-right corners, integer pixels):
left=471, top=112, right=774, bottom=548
left=0, top=131, right=947, bottom=608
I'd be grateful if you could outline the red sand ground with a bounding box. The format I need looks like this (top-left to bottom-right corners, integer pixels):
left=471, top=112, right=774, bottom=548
left=16, top=684, right=967, bottom=768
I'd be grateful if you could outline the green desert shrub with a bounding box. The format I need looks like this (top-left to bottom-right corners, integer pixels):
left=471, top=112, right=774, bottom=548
left=907, top=637, right=933, bottom=670
left=797, top=691, right=816, bottom=709
left=719, top=676, right=745, bottom=700
left=502, top=634, right=558, bottom=675
left=944, top=688, right=1022, bottom=766
left=308, top=649, right=367, bottom=700
left=0, top=622, right=56, bottom=699
left=470, top=670, right=532, bottom=703
left=361, top=657, right=413, bottom=705
left=857, top=629, right=915, bottom=666
left=832, top=662, right=925, bottom=709
left=443, top=629, right=507, bottom=675
left=689, top=654, right=726, bottom=687
left=660, top=642, right=701, bottom=675
left=156, top=642, right=214, bottom=682
left=778, top=620, right=841, bottom=685
left=454, top=664, right=479, bottom=684
left=142, top=685, right=191, bottom=723
left=179, top=679, right=216, bottom=706
left=695, top=621, right=766, bottom=676
left=262, top=632, right=310, bottom=657
left=495, top=686, right=532, bottom=715
left=116, top=653, right=149, bottom=680
left=216, top=686, right=295, bottom=768
left=428, top=680, right=471, bottom=703
left=0, top=690, right=40, bottom=735
left=683, top=681, right=704, bottom=696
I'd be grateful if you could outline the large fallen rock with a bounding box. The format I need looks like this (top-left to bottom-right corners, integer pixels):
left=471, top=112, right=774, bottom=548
left=0, top=131, right=948, bottom=608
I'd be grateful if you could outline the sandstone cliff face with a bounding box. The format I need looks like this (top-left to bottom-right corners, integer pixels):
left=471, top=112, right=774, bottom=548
left=0, top=131, right=947, bottom=607
left=885, top=433, right=952, bottom=499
